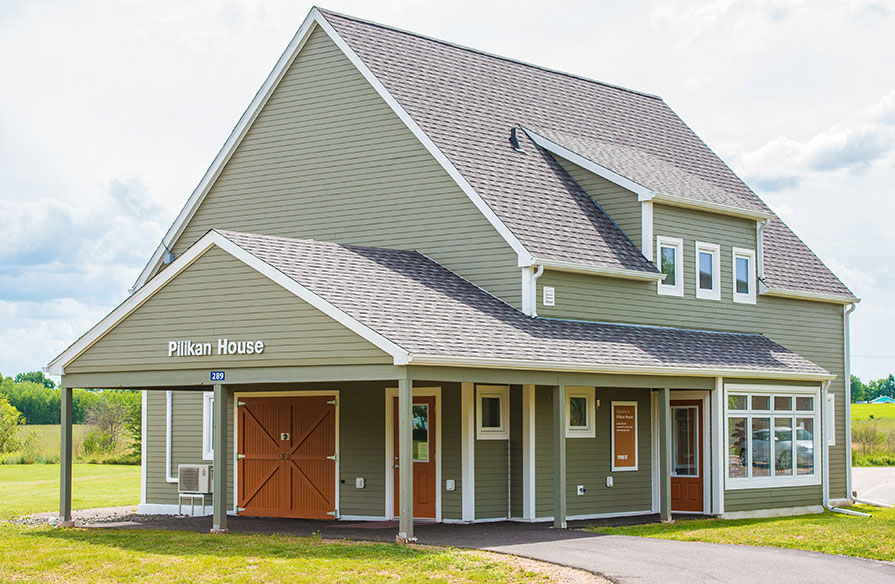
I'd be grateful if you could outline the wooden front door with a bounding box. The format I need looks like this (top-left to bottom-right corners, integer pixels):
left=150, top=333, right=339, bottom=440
left=238, top=396, right=336, bottom=519
left=392, top=395, right=436, bottom=519
left=670, top=399, right=703, bottom=512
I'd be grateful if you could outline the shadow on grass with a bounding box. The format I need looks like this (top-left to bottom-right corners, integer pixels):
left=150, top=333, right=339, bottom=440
left=25, top=528, right=436, bottom=562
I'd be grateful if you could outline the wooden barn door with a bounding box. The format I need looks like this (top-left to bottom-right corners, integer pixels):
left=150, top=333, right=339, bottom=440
left=238, top=395, right=336, bottom=519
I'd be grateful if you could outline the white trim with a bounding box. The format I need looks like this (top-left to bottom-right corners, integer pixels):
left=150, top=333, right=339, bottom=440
left=140, top=390, right=147, bottom=505
left=132, top=8, right=533, bottom=294
left=406, top=354, right=836, bottom=381
left=724, top=383, right=822, bottom=490
left=385, top=386, right=442, bottom=521
left=641, top=200, right=654, bottom=259
left=461, top=382, right=475, bottom=522
left=650, top=391, right=659, bottom=513
left=49, top=230, right=410, bottom=374
left=476, top=385, right=510, bottom=440
left=201, top=392, right=214, bottom=461
left=694, top=241, right=721, bottom=301
left=826, top=393, right=836, bottom=447
left=521, top=267, right=534, bottom=316
left=656, top=236, right=684, bottom=297
left=732, top=247, right=757, bottom=305
left=522, top=384, right=536, bottom=520
left=535, top=259, right=663, bottom=282
left=761, top=287, right=859, bottom=305
left=670, top=390, right=711, bottom=514
left=531, top=509, right=653, bottom=523
left=522, top=128, right=654, bottom=200
left=565, top=386, right=596, bottom=438
left=233, top=389, right=340, bottom=519
left=721, top=505, right=823, bottom=520
left=712, top=377, right=724, bottom=515
left=611, top=401, right=639, bottom=472
left=652, top=193, right=775, bottom=222
left=339, top=514, right=389, bottom=522
left=165, top=390, right=177, bottom=484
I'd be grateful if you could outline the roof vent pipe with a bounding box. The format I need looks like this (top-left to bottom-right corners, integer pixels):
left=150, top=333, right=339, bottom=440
left=509, top=128, right=525, bottom=153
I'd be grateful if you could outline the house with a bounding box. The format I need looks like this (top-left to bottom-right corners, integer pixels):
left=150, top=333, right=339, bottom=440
left=870, top=396, right=895, bottom=404
left=47, top=7, right=859, bottom=541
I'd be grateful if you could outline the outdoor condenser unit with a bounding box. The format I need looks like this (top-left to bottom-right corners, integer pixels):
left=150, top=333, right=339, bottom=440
left=178, top=464, right=213, bottom=494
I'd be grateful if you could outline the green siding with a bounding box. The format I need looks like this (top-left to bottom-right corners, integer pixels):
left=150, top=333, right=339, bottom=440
left=166, top=27, right=520, bottom=307
left=338, top=383, right=387, bottom=517
left=535, top=387, right=653, bottom=518
left=475, top=384, right=509, bottom=518
left=724, top=485, right=823, bottom=512
left=509, top=385, right=523, bottom=518
left=66, top=246, right=391, bottom=374
left=537, top=202, right=848, bottom=499
left=440, top=383, right=463, bottom=520
left=554, top=155, right=642, bottom=249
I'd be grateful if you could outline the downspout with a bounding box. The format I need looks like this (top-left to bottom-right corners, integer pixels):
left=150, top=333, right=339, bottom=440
left=756, top=218, right=770, bottom=288
left=821, top=380, right=869, bottom=517
left=530, top=265, right=544, bottom=317
left=165, top=390, right=178, bottom=484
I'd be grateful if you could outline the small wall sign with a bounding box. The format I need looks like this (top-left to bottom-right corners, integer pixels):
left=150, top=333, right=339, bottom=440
left=210, top=371, right=225, bottom=381
left=611, top=401, right=638, bottom=471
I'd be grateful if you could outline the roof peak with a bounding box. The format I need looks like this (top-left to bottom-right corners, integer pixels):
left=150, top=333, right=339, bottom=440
left=315, top=6, right=663, bottom=101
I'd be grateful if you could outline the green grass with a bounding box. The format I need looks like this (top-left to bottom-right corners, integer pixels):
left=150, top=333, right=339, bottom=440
left=16, top=424, right=92, bottom=453
left=0, top=526, right=548, bottom=584
left=852, top=403, right=895, bottom=421
left=591, top=505, right=895, bottom=561
left=0, top=464, right=140, bottom=519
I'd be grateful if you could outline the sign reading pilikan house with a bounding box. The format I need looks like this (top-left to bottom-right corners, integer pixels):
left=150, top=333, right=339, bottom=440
left=168, top=339, right=265, bottom=357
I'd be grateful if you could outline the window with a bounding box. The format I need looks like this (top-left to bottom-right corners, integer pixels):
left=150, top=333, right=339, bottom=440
left=565, top=386, right=596, bottom=438
left=726, top=386, right=820, bottom=488
left=732, top=247, right=756, bottom=304
left=412, top=404, right=430, bottom=461
left=202, top=392, right=214, bottom=461
left=476, top=385, right=509, bottom=439
left=656, top=236, right=684, bottom=296
left=695, top=242, right=720, bottom=300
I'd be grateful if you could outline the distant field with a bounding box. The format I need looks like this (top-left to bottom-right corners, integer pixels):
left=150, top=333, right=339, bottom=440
left=16, top=425, right=91, bottom=454
left=852, top=403, right=895, bottom=421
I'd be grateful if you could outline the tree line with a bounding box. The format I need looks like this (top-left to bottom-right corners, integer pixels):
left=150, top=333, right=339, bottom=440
left=851, top=374, right=895, bottom=403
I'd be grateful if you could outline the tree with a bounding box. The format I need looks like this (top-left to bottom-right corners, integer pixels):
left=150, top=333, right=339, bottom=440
left=85, top=398, right=129, bottom=452
left=851, top=375, right=867, bottom=402
left=0, top=396, right=23, bottom=453
left=14, top=371, right=55, bottom=388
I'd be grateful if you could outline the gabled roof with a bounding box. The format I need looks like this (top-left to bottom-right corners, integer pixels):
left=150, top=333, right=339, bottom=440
left=133, top=7, right=854, bottom=302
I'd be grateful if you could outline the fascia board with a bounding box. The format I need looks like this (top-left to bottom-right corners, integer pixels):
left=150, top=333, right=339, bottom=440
left=536, top=258, right=663, bottom=281
left=652, top=193, right=776, bottom=221
left=407, top=354, right=836, bottom=382
left=49, top=231, right=409, bottom=375
left=131, top=12, right=323, bottom=293
left=760, top=286, right=860, bottom=305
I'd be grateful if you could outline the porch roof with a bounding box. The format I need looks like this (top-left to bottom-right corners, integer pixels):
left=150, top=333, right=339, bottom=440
left=218, top=230, right=830, bottom=380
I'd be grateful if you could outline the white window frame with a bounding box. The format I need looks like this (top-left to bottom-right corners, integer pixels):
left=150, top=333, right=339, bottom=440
left=724, top=384, right=821, bottom=490
left=695, top=241, right=721, bottom=300
left=565, top=386, right=596, bottom=438
left=656, top=236, right=684, bottom=297
left=201, top=392, right=214, bottom=461
left=476, top=385, right=509, bottom=440
left=732, top=247, right=757, bottom=304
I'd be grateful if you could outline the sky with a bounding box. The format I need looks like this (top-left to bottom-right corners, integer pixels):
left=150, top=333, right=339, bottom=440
left=1, top=0, right=893, bottom=382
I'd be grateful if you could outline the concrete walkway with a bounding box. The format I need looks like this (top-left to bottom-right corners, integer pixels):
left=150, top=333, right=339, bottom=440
left=81, top=513, right=895, bottom=583
left=853, top=466, right=895, bottom=505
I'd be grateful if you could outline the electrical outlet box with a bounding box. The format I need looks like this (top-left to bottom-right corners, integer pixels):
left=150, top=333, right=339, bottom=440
left=606, top=476, right=613, bottom=487
left=446, top=479, right=456, bottom=492
left=355, top=477, right=365, bottom=489
left=577, top=485, right=586, bottom=496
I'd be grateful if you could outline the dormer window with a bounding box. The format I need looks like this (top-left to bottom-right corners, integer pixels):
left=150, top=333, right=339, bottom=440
left=656, top=236, right=683, bottom=297
left=695, top=242, right=721, bottom=300
left=732, top=248, right=757, bottom=304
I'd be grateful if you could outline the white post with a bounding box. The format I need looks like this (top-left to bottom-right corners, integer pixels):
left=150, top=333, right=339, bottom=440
left=397, top=375, right=415, bottom=542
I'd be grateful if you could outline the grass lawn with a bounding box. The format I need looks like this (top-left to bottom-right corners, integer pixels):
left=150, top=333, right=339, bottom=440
left=0, top=526, right=550, bottom=584
left=0, top=464, right=140, bottom=519
left=592, top=505, right=895, bottom=561
left=852, top=403, right=895, bottom=421
left=16, top=424, right=92, bottom=454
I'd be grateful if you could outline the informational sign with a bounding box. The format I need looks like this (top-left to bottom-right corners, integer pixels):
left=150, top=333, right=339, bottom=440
left=210, top=371, right=225, bottom=381
left=167, top=339, right=264, bottom=357
left=612, top=402, right=638, bottom=471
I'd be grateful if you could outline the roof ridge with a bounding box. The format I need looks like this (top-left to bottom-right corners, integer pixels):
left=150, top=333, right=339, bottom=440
left=315, top=6, right=663, bottom=101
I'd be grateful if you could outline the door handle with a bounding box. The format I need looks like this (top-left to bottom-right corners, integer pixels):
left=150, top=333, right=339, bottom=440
left=280, top=452, right=284, bottom=462
left=394, top=464, right=399, bottom=469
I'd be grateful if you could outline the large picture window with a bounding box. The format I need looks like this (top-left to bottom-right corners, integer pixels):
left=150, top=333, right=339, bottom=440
left=726, top=386, right=820, bottom=489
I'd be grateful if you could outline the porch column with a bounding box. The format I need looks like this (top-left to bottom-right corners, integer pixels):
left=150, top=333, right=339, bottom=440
left=397, top=374, right=415, bottom=543
left=59, top=386, right=74, bottom=527
left=211, top=383, right=228, bottom=533
left=658, top=387, right=672, bottom=522
left=553, top=384, right=567, bottom=529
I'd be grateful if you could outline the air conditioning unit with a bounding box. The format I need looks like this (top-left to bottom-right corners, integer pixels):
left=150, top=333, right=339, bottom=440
left=178, top=464, right=212, bottom=494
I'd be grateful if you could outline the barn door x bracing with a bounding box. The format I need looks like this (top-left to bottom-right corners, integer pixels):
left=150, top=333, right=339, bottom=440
left=238, top=395, right=337, bottom=519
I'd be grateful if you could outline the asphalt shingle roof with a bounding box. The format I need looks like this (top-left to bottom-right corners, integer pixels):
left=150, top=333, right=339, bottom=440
left=219, top=230, right=829, bottom=377
left=318, top=9, right=854, bottom=299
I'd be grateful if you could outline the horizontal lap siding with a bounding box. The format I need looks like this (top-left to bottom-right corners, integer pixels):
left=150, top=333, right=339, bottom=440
left=724, top=485, right=823, bottom=512
left=66, top=247, right=391, bottom=373
left=338, top=383, right=387, bottom=517
left=168, top=27, right=520, bottom=308
left=537, top=202, right=848, bottom=501
left=535, top=387, right=652, bottom=518
left=555, top=156, right=642, bottom=249
left=475, top=430, right=509, bottom=519
left=440, top=383, right=462, bottom=521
